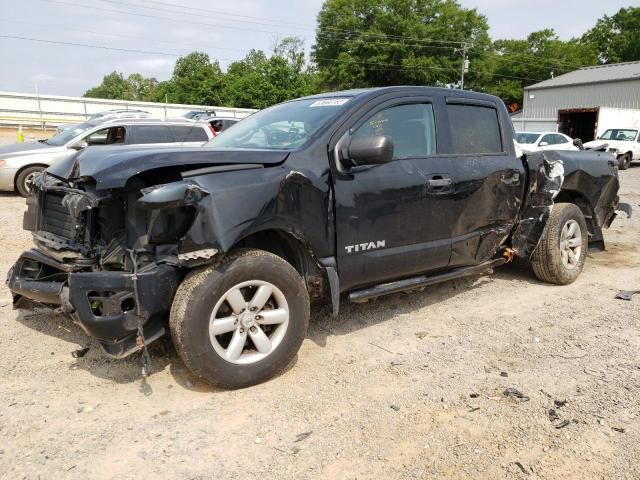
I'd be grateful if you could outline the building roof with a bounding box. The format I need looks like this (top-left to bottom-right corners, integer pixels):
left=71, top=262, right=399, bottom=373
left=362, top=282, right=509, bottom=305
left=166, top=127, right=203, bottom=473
left=526, top=61, right=640, bottom=90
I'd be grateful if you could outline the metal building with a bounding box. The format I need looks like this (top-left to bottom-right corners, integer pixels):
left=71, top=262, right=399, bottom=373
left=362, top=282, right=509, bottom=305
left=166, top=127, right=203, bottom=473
left=511, top=61, right=640, bottom=141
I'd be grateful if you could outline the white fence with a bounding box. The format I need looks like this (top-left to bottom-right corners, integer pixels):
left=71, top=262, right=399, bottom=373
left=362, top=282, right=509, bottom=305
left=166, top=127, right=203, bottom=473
left=0, top=91, right=256, bottom=129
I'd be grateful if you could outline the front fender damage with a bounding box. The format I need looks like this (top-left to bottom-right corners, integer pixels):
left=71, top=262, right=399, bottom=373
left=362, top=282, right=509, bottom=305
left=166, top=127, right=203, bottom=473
left=511, top=152, right=565, bottom=258
left=137, top=180, right=219, bottom=265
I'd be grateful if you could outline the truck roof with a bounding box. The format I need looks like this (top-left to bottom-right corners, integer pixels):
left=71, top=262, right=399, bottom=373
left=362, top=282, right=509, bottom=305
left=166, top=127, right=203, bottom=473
left=298, top=86, right=501, bottom=103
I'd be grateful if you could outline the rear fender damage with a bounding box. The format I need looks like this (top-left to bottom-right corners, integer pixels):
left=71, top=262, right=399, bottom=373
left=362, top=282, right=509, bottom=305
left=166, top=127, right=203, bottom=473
left=511, top=150, right=627, bottom=258
left=511, top=152, right=565, bottom=258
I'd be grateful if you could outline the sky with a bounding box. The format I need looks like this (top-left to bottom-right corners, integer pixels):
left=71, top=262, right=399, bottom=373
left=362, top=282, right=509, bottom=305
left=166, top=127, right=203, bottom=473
left=0, top=0, right=635, bottom=96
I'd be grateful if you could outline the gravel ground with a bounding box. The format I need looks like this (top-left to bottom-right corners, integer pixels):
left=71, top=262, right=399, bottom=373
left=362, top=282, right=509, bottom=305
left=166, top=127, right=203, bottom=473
left=0, top=127, right=55, bottom=145
left=0, top=166, right=638, bottom=480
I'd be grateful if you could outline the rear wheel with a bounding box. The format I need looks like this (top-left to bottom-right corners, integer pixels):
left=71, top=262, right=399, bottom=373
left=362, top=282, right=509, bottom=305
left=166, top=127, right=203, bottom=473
left=16, top=166, right=45, bottom=197
left=618, top=153, right=632, bottom=170
left=170, top=249, right=310, bottom=389
left=531, top=203, right=588, bottom=285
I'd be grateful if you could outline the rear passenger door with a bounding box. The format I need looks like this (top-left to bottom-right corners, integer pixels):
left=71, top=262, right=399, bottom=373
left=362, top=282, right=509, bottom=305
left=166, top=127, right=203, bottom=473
left=442, top=98, right=526, bottom=267
left=128, top=125, right=176, bottom=146
left=169, top=125, right=211, bottom=146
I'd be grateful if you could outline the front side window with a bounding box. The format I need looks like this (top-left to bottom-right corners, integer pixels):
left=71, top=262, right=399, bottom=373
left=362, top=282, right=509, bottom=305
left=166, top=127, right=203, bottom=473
left=540, top=134, right=554, bottom=145
left=131, top=125, right=174, bottom=144
left=85, top=126, right=126, bottom=145
left=352, top=103, right=437, bottom=158
left=447, top=104, right=502, bottom=154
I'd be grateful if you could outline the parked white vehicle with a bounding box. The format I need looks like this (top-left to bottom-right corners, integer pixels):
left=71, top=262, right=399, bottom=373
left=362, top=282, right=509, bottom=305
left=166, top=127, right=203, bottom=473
left=515, top=132, right=578, bottom=153
left=583, top=128, right=639, bottom=170
left=56, top=109, right=151, bottom=134
left=0, top=118, right=214, bottom=196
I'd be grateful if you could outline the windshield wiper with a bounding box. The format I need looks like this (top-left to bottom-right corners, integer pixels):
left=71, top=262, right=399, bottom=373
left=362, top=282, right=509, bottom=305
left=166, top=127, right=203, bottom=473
left=38, top=139, right=49, bottom=144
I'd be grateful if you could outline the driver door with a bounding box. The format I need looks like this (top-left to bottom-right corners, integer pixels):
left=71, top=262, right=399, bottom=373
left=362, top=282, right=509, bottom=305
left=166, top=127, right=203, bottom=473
left=333, top=98, right=455, bottom=291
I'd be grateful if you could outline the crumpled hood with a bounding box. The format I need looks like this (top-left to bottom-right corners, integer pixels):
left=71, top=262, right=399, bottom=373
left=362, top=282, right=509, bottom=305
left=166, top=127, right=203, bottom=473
left=583, top=139, right=629, bottom=151
left=46, top=145, right=290, bottom=190
left=0, top=140, right=63, bottom=157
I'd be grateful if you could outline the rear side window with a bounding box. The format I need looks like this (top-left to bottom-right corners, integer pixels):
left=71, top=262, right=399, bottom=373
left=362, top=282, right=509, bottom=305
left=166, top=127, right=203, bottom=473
left=131, top=125, right=174, bottom=144
left=169, top=125, right=209, bottom=142
left=447, top=104, right=502, bottom=154
left=353, top=103, right=437, bottom=159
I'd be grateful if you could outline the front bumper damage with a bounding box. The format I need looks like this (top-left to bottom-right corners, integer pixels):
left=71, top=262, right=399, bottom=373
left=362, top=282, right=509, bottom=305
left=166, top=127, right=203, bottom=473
left=7, top=249, right=180, bottom=357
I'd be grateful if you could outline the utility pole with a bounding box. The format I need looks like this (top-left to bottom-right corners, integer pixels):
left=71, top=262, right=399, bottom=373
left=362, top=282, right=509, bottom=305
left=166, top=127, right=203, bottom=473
left=455, top=43, right=470, bottom=90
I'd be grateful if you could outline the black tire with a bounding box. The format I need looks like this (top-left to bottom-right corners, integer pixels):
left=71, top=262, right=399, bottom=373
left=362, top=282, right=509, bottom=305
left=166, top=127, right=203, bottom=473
left=618, top=153, right=631, bottom=170
left=531, top=203, right=588, bottom=285
left=15, top=165, right=45, bottom=197
left=170, top=249, right=310, bottom=389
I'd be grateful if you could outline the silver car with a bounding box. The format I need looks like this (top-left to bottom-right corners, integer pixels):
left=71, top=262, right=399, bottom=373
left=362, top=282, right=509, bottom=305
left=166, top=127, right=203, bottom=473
left=0, top=118, right=214, bottom=196
left=56, top=109, right=151, bottom=134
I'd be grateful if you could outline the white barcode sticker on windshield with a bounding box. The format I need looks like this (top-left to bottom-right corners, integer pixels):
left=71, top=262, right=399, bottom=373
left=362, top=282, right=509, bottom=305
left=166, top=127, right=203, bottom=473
left=310, top=98, right=350, bottom=107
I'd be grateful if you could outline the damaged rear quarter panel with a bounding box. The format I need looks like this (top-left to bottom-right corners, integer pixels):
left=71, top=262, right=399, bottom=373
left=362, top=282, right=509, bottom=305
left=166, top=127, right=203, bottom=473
left=511, top=150, right=619, bottom=258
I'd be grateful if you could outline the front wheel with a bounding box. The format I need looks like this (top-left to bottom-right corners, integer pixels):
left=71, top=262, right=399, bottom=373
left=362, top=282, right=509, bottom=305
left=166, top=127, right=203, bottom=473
left=16, top=166, right=45, bottom=197
left=618, top=153, right=632, bottom=170
left=531, top=203, right=588, bottom=285
left=170, top=249, right=310, bottom=389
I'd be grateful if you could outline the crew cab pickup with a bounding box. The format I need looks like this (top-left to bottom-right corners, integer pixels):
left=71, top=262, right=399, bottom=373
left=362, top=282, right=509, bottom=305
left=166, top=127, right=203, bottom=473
left=7, top=87, right=631, bottom=388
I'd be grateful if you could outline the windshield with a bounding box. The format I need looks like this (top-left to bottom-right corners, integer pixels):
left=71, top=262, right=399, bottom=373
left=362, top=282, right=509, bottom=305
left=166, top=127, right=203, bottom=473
left=212, top=98, right=352, bottom=149
left=45, top=122, right=94, bottom=146
left=515, top=132, right=541, bottom=144
left=88, top=112, right=107, bottom=121
left=599, top=129, right=638, bottom=141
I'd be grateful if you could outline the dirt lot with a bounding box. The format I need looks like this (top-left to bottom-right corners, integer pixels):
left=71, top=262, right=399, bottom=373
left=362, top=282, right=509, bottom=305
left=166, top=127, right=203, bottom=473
left=0, top=127, right=55, bottom=145
left=0, top=166, right=639, bottom=480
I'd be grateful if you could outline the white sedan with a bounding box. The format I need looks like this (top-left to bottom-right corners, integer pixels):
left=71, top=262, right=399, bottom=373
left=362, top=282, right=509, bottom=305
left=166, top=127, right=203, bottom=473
left=515, top=132, right=578, bottom=153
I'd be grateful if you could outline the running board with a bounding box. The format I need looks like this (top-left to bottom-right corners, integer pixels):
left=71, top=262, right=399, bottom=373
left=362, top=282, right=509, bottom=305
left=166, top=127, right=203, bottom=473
left=348, top=258, right=507, bottom=303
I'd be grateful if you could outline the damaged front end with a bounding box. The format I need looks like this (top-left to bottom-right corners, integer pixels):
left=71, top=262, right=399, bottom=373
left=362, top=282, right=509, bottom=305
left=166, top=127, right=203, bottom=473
left=6, top=172, right=218, bottom=357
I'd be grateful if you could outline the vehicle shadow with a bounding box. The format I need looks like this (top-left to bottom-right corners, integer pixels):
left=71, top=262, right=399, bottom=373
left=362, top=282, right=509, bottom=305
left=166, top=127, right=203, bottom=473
left=13, top=261, right=542, bottom=392
left=13, top=305, right=295, bottom=394
left=306, top=260, right=542, bottom=347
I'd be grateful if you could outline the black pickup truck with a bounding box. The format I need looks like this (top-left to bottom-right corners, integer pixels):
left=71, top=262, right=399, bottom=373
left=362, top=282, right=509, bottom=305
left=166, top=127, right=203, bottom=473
left=7, top=87, right=630, bottom=388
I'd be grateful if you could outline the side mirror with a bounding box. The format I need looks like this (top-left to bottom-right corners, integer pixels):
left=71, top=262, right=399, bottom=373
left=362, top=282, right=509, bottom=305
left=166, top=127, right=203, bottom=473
left=573, top=138, right=584, bottom=150
left=539, top=141, right=549, bottom=146
left=345, top=135, right=394, bottom=167
left=71, top=141, right=88, bottom=150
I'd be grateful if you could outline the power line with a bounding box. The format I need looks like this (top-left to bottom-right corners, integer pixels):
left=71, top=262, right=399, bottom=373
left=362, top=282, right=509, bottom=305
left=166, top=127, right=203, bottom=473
left=0, top=34, right=195, bottom=58
left=99, top=0, right=311, bottom=30
left=45, top=0, right=471, bottom=49
left=2, top=33, right=544, bottom=82
left=45, top=0, right=296, bottom=37
left=4, top=19, right=251, bottom=55
left=127, top=0, right=317, bottom=29
left=36, top=0, right=587, bottom=73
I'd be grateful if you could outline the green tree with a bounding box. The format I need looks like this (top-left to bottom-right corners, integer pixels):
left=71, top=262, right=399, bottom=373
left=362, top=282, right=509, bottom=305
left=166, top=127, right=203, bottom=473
left=160, top=52, right=225, bottom=105
left=84, top=71, right=129, bottom=99
left=124, top=73, right=159, bottom=101
left=487, top=30, right=597, bottom=106
left=312, top=0, right=493, bottom=91
left=223, top=37, right=316, bottom=109
left=582, top=7, right=640, bottom=64
left=84, top=71, right=160, bottom=101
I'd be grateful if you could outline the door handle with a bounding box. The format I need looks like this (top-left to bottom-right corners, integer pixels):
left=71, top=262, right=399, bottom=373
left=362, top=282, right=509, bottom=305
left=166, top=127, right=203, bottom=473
left=427, top=178, right=452, bottom=188
left=426, top=174, right=452, bottom=194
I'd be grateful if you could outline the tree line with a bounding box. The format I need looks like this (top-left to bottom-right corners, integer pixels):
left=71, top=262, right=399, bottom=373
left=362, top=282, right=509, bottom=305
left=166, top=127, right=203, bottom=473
left=84, top=2, right=640, bottom=109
